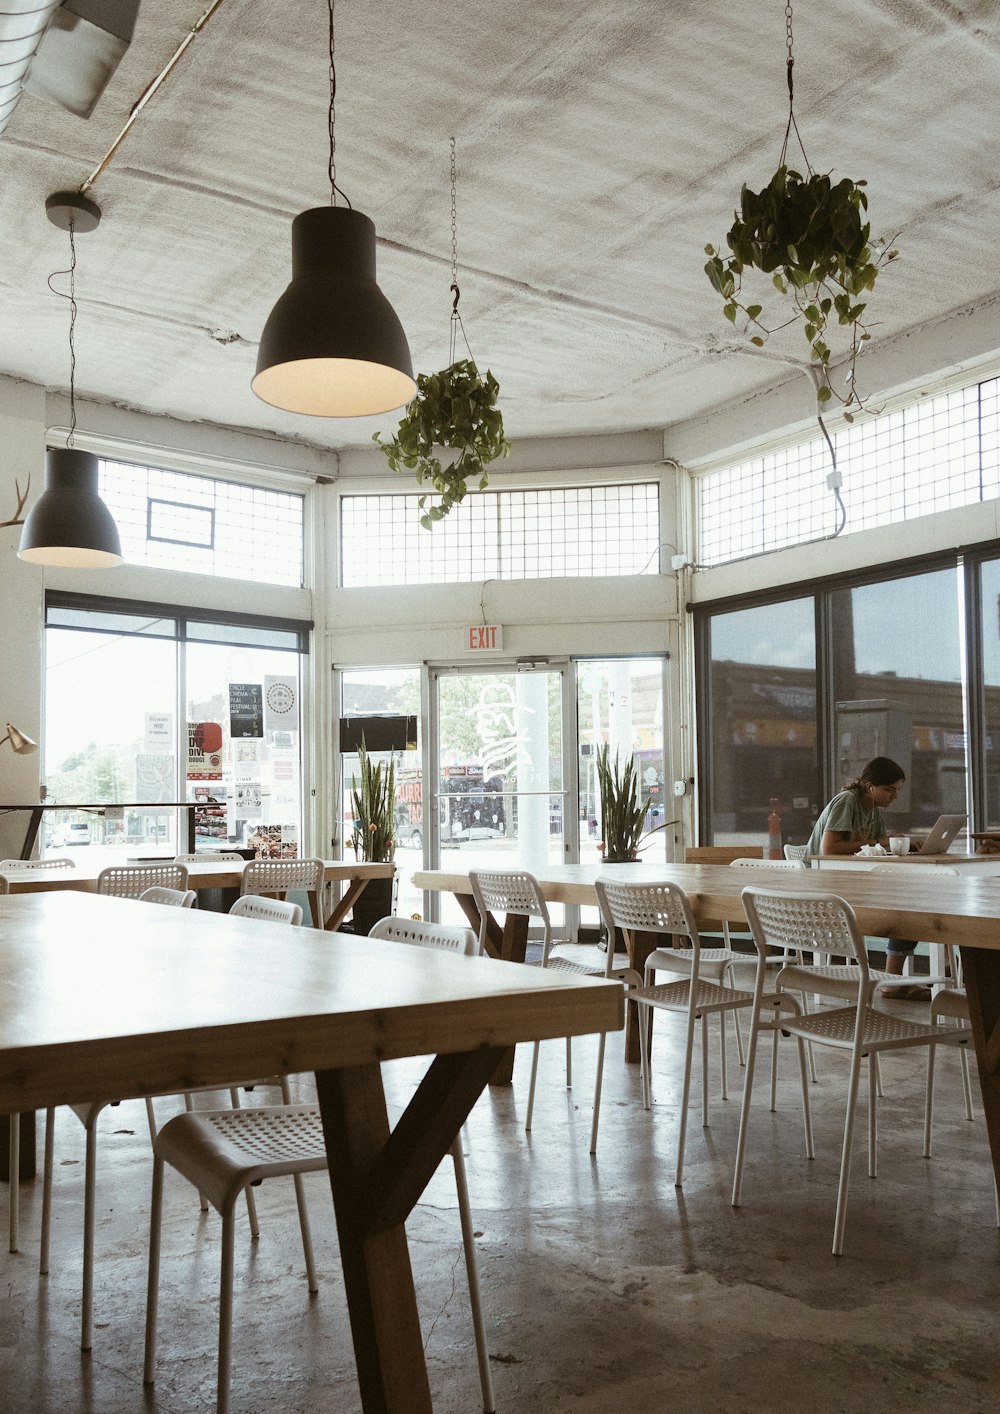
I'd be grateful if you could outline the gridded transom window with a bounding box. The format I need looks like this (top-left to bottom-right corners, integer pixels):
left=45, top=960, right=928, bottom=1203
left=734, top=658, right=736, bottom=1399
left=697, top=375, right=1000, bottom=567
left=340, top=482, right=660, bottom=586
left=96, top=458, right=305, bottom=587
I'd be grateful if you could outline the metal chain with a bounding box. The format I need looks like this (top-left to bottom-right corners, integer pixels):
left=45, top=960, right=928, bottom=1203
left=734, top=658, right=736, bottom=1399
left=785, top=1, right=794, bottom=104
left=68, top=219, right=77, bottom=445
left=449, top=135, right=461, bottom=364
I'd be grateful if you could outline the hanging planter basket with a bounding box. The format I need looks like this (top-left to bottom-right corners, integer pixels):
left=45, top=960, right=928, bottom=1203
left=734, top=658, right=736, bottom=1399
left=374, top=358, right=510, bottom=528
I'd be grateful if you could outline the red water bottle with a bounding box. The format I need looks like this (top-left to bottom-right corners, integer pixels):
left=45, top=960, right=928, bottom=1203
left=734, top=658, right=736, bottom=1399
left=767, top=798, right=782, bottom=860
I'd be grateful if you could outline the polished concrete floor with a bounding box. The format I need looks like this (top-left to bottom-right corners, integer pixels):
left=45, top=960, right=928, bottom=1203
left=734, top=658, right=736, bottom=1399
left=2, top=995, right=999, bottom=1413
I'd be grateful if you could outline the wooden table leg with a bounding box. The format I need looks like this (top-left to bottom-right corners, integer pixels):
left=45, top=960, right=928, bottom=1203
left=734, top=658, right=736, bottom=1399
left=0, top=1110, right=35, bottom=1182
left=316, top=1047, right=504, bottom=1414
left=959, top=946, right=1000, bottom=1182
left=623, top=929, right=659, bottom=1064
left=325, top=877, right=370, bottom=931
left=449, top=894, right=525, bottom=1083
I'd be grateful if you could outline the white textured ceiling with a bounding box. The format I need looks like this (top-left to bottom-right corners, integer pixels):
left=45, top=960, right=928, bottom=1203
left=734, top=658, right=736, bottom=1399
left=2, top=0, right=1000, bottom=454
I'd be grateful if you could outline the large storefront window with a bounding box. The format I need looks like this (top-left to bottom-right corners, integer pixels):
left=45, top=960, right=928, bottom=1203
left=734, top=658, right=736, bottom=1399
left=43, top=596, right=308, bottom=860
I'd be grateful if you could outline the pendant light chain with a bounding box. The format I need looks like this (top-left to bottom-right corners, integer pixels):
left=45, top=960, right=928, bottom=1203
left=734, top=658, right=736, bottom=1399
left=47, top=218, right=79, bottom=447
left=448, top=136, right=473, bottom=366
left=778, top=1, right=811, bottom=174
left=327, top=0, right=350, bottom=208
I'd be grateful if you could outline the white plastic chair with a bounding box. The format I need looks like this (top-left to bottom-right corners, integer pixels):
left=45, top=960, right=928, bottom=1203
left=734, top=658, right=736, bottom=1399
left=138, top=885, right=197, bottom=907
left=239, top=856, right=325, bottom=927
left=96, top=862, right=189, bottom=898
left=595, top=876, right=754, bottom=1186
left=784, top=843, right=809, bottom=862
left=732, top=886, right=973, bottom=1255
left=144, top=915, right=498, bottom=1414
left=470, top=868, right=639, bottom=1154
left=369, top=915, right=496, bottom=1412
left=0, top=855, right=74, bottom=869
left=229, top=894, right=303, bottom=926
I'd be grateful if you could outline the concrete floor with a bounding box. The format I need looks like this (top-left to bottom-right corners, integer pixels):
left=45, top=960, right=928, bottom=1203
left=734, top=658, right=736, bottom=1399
left=2, top=995, right=999, bottom=1413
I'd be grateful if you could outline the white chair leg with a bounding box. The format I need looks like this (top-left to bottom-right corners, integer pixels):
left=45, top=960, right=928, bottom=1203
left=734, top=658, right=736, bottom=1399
left=868, top=1051, right=878, bottom=1179
left=769, top=1020, right=780, bottom=1112
left=292, top=1171, right=318, bottom=1294
left=145, top=1097, right=158, bottom=1146
left=832, top=1042, right=865, bottom=1256
left=39, top=1107, right=54, bottom=1275
left=8, top=1114, right=18, bottom=1253
left=217, top=1206, right=237, bottom=1414
left=732, top=1004, right=763, bottom=1207
left=796, top=1034, right=814, bottom=1159
left=719, top=1011, right=729, bottom=1102
left=701, top=1014, right=710, bottom=1126
left=143, top=1156, right=164, bottom=1387
left=675, top=1007, right=699, bottom=1187
left=589, top=1031, right=608, bottom=1156
left=524, top=1040, right=541, bottom=1133
left=959, top=1041, right=975, bottom=1122
left=639, top=1004, right=652, bottom=1110
left=451, top=1139, right=496, bottom=1414
left=924, top=1042, right=936, bottom=1158
left=565, top=1036, right=572, bottom=1089
left=81, top=1112, right=99, bottom=1351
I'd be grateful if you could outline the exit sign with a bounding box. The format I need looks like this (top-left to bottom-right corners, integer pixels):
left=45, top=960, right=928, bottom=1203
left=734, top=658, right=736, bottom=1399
left=465, top=624, right=504, bottom=652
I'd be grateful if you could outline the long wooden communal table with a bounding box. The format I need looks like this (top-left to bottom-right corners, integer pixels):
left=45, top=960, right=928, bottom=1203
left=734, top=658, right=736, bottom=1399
left=1, top=857, right=392, bottom=933
left=0, top=891, right=621, bottom=1413
left=414, top=859, right=1000, bottom=1182
left=0, top=858, right=393, bottom=1180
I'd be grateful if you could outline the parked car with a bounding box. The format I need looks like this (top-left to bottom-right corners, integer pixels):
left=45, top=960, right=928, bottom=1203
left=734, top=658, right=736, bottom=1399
left=53, top=821, right=92, bottom=847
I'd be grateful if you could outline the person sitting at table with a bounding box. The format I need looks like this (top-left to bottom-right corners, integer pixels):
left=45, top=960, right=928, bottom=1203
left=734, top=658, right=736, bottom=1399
left=806, top=755, right=926, bottom=998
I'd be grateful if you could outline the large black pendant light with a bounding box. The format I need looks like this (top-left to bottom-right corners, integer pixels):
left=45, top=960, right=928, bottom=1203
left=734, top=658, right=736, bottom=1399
left=251, top=0, right=414, bottom=419
left=18, top=191, right=123, bottom=569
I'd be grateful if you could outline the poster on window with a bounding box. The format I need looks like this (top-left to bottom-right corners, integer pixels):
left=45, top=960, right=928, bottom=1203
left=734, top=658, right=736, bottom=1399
left=144, top=712, right=173, bottom=753
left=193, top=786, right=229, bottom=842
left=187, top=721, right=224, bottom=780
left=135, top=753, right=174, bottom=803
left=229, top=683, right=264, bottom=739
left=234, top=781, right=263, bottom=818
left=264, top=675, right=298, bottom=732
left=247, top=823, right=298, bottom=859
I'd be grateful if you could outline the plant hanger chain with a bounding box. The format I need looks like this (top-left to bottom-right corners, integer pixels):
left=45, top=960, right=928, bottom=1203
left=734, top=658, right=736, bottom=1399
left=448, top=135, right=474, bottom=365
left=327, top=0, right=351, bottom=208
left=47, top=219, right=79, bottom=446
left=778, top=1, right=812, bottom=174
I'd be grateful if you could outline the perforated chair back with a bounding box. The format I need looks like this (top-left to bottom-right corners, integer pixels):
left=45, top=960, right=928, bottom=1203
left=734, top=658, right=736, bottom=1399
left=240, top=857, right=325, bottom=927
left=174, top=852, right=244, bottom=863
left=742, top=886, right=868, bottom=981
left=868, top=863, right=959, bottom=875
left=783, top=843, right=809, bottom=862
left=730, top=857, right=807, bottom=870
left=369, top=915, right=478, bottom=955
left=96, top=863, right=189, bottom=899
left=0, top=856, right=74, bottom=870
left=139, top=886, right=197, bottom=908
left=469, top=868, right=552, bottom=956
left=595, top=876, right=700, bottom=953
left=229, top=894, right=303, bottom=926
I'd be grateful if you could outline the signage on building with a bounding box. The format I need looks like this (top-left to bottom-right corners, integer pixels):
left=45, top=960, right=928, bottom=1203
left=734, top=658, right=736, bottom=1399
left=464, top=625, right=503, bottom=653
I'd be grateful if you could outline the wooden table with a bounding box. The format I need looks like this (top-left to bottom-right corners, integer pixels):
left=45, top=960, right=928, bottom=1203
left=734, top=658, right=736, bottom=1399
left=0, top=891, right=621, bottom=1413
left=0, top=857, right=392, bottom=933
left=415, top=859, right=1000, bottom=1184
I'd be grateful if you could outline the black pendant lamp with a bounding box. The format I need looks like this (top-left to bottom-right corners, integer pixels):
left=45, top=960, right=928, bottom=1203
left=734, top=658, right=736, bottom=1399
left=251, top=0, right=414, bottom=419
left=18, top=191, right=123, bottom=569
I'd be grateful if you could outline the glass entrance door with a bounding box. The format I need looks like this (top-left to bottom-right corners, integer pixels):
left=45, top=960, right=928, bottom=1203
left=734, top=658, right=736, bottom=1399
left=430, top=666, right=566, bottom=920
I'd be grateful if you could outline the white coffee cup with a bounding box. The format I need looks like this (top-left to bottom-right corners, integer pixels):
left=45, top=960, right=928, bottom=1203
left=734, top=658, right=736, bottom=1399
left=889, top=835, right=910, bottom=856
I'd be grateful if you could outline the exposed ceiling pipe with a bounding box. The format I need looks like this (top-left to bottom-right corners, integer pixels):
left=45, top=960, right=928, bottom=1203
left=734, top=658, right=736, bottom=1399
left=0, top=1, right=62, bottom=138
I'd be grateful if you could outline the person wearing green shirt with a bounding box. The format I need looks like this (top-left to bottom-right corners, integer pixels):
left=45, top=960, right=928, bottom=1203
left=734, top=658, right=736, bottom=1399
left=806, top=755, right=925, bottom=997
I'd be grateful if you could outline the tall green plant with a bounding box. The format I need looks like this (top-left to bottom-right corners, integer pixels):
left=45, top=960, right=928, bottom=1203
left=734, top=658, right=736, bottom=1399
left=350, top=738, right=395, bottom=862
left=596, top=745, right=649, bottom=863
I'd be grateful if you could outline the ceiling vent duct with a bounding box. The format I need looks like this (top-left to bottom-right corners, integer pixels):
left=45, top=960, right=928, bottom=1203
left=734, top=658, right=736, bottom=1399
left=23, top=0, right=140, bottom=118
left=0, top=1, right=62, bottom=138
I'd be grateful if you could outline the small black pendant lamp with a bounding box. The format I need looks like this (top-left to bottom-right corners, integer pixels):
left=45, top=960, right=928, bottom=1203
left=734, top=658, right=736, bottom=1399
left=18, top=191, right=123, bottom=569
left=251, top=0, right=414, bottom=419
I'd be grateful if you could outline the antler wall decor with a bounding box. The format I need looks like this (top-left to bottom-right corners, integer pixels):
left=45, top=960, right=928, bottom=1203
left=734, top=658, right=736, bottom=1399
left=0, top=476, right=30, bottom=528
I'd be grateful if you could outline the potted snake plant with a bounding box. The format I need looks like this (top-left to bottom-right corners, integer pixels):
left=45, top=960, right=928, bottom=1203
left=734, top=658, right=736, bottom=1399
left=347, top=738, right=396, bottom=935
left=595, top=745, right=650, bottom=863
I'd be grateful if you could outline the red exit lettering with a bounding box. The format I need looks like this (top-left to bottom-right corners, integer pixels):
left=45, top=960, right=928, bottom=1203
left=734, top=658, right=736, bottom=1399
left=467, top=625, right=500, bottom=651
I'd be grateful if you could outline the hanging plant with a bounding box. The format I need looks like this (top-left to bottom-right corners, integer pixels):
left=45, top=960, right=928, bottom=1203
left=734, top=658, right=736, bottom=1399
left=374, top=358, right=509, bottom=528
left=703, top=7, right=898, bottom=419
left=374, top=137, right=510, bottom=528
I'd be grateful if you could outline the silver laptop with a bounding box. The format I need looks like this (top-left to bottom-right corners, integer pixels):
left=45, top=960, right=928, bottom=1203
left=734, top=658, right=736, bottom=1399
left=913, top=813, right=967, bottom=855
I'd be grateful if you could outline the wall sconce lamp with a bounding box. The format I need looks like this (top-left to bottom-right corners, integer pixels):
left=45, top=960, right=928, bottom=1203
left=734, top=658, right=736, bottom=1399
left=1, top=723, right=39, bottom=755
left=17, top=191, right=123, bottom=569
left=251, top=0, right=414, bottom=418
